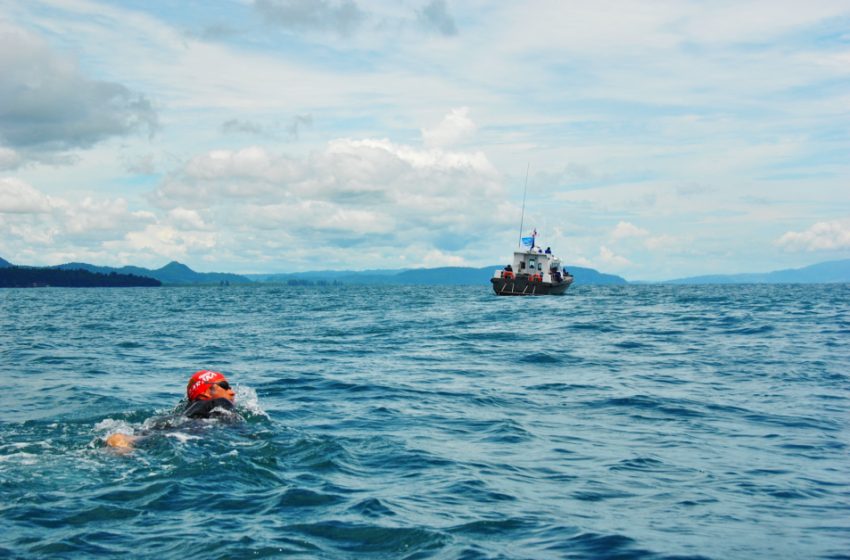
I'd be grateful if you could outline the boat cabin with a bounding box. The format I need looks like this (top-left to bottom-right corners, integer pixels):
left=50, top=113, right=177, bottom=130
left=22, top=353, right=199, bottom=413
left=495, top=248, right=565, bottom=284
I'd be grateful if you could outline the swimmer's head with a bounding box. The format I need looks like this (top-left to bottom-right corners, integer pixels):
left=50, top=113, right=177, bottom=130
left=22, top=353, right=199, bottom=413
left=187, top=370, right=236, bottom=402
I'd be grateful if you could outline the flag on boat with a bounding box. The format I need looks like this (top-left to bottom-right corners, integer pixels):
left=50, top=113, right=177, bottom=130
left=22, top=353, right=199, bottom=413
left=521, top=236, right=534, bottom=247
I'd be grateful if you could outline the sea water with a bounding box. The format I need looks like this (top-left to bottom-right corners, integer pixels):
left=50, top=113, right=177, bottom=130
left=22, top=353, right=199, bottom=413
left=1, top=284, right=848, bottom=559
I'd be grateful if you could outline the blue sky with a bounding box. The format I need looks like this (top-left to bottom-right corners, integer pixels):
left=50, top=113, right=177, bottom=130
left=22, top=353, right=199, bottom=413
left=1, top=0, right=848, bottom=279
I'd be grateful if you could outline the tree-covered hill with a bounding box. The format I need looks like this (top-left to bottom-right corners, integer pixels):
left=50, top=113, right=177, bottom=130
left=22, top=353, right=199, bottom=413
left=0, top=267, right=161, bottom=288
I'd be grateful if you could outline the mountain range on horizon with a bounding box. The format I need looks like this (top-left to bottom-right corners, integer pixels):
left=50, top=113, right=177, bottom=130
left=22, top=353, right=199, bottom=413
left=0, top=257, right=626, bottom=286
left=1, top=256, right=848, bottom=285
left=657, top=258, right=850, bottom=284
left=0, top=257, right=250, bottom=286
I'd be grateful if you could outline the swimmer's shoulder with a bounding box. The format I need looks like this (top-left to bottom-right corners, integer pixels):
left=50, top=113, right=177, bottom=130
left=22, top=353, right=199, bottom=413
left=183, top=398, right=234, bottom=419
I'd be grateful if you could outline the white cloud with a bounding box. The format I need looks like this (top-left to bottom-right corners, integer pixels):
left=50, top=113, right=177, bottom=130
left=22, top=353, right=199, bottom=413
left=570, top=256, right=594, bottom=268
left=123, top=153, right=158, bottom=175
left=0, top=178, right=157, bottom=263
left=611, top=221, right=649, bottom=240
left=598, top=245, right=631, bottom=268
left=418, top=249, right=466, bottom=267
left=0, top=148, right=22, bottom=170
left=235, top=201, right=395, bottom=234
left=183, top=146, right=275, bottom=181
left=167, top=208, right=208, bottom=230
left=608, top=222, right=691, bottom=257
left=644, top=234, right=687, bottom=252
left=62, top=197, right=154, bottom=235
left=154, top=138, right=503, bottom=223
left=142, top=137, right=514, bottom=268
left=0, top=177, right=52, bottom=213
left=106, top=224, right=217, bottom=257
left=776, top=220, right=850, bottom=251
left=422, top=108, right=477, bottom=148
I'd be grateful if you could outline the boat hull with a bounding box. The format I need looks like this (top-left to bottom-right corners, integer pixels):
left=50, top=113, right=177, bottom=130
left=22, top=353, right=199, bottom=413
left=491, top=275, right=573, bottom=296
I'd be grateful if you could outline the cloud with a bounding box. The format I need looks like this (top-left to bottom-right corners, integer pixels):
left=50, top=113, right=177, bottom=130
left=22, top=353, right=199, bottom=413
left=105, top=224, right=217, bottom=257
left=0, top=194, right=218, bottom=267
left=175, top=145, right=290, bottom=189
left=167, top=208, right=208, bottom=231
left=123, top=154, right=158, bottom=175
left=422, top=107, right=476, bottom=148
left=154, top=139, right=501, bottom=207
left=418, top=0, right=458, bottom=36
left=0, top=177, right=53, bottom=213
left=419, top=248, right=466, bottom=267
left=776, top=220, right=850, bottom=251
left=0, top=183, right=214, bottom=264
left=253, top=0, right=458, bottom=39
left=607, top=222, right=691, bottom=256
left=148, top=138, right=511, bottom=265
left=221, top=119, right=265, bottom=136
left=61, top=197, right=146, bottom=235
left=570, top=256, right=594, bottom=268
left=254, top=0, right=365, bottom=35
left=598, top=245, right=631, bottom=268
left=0, top=148, right=22, bottom=170
left=287, top=114, right=313, bottom=139
left=0, top=178, right=154, bottom=245
left=644, top=234, right=688, bottom=252
left=611, top=221, right=649, bottom=240
left=675, top=182, right=711, bottom=197
left=220, top=114, right=312, bottom=139
left=0, top=180, right=177, bottom=270
left=0, top=24, right=157, bottom=156
left=235, top=200, right=395, bottom=235
left=197, top=23, right=242, bottom=41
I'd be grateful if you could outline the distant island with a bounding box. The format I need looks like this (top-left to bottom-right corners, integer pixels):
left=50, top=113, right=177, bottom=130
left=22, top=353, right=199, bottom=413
left=0, top=266, right=161, bottom=288
left=52, top=260, right=252, bottom=286
left=0, top=258, right=252, bottom=287
left=2, top=255, right=848, bottom=287
left=659, top=259, right=850, bottom=284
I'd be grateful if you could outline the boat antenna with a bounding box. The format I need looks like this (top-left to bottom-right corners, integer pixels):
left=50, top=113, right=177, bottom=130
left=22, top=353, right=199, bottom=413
left=517, top=163, right=530, bottom=248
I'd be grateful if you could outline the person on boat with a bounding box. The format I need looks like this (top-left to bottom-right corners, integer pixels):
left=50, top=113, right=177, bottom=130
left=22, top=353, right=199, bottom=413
left=545, top=247, right=551, bottom=254
left=105, top=369, right=237, bottom=449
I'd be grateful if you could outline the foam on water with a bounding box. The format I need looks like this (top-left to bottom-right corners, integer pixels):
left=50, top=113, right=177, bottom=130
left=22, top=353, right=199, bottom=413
left=1, top=284, right=848, bottom=559
left=235, top=384, right=270, bottom=419
left=165, top=432, right=201, bottom=443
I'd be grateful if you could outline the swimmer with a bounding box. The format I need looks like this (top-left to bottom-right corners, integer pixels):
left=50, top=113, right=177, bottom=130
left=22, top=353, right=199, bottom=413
left=106, top=369, right=237, bottom=449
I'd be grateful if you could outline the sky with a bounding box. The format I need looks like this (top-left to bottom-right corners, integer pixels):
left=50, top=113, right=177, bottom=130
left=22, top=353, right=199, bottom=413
left=1, top=0, right=849, bottom=280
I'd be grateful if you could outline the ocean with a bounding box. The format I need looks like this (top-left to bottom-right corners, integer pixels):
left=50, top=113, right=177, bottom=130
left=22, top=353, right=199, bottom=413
left=1, top=284, right=848, bottom=559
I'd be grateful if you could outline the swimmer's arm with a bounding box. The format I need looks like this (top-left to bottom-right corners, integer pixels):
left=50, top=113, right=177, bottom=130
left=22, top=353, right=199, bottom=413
left=106, top=432, right=140, bottom=449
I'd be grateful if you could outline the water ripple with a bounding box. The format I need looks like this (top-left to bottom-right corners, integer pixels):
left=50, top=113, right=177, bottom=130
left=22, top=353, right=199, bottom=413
left=1, top=284, right=848, bottom=558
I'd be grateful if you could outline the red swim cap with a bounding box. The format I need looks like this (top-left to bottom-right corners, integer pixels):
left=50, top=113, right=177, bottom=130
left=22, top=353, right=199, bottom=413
left=187, top=370, right=227, bottom=401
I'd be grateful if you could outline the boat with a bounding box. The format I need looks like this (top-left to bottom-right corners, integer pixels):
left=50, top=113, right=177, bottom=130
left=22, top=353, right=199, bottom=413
left=491, top=234, right=574, bottom=296
left=490, top=166, right=574, bottom=295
